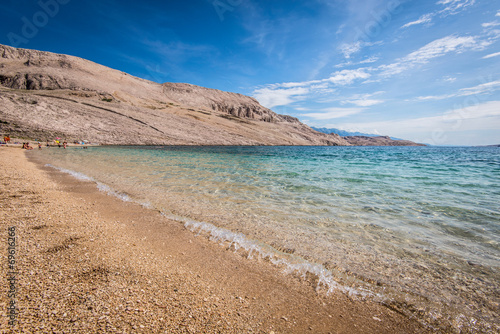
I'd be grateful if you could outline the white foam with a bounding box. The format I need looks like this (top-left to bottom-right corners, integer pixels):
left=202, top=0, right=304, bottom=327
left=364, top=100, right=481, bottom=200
left=163, top=212, right=375, bottom=299
left=45, top=164, right=94, bottom=182
left=96, top=182, right=132, bottom=202
left=46, top=164, right=136, bottom=204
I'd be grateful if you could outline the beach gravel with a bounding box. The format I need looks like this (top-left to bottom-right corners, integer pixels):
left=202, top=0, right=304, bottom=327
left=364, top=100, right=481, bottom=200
left=0, top=147, right=429, bottom=333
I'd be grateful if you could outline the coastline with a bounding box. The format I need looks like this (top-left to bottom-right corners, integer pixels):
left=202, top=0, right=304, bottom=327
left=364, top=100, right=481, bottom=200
left=0, top=147, right=428, bottom=333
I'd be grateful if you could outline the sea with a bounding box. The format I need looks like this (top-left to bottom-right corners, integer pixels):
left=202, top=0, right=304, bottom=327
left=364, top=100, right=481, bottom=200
left=31, top=145, right=500, bottom=332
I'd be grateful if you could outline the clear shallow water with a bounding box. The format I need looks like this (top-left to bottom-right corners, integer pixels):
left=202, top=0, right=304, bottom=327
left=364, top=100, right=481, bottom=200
left=32, top=146, right=500, bottom=332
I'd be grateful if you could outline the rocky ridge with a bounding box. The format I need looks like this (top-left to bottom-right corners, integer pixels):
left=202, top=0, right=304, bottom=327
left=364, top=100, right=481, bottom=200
left=0, top=44, right=348, bottom=146
left=344, top=136, right=426, bottom=146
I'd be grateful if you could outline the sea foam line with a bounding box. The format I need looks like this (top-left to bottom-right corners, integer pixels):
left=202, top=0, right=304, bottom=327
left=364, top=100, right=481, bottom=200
left=45, top=164, right=94, bottom=182
left=45, top=164, right=147, bottom=206
left=45, top=164, right=373, bottom=299
left=163, top=213, right=374, bottom=299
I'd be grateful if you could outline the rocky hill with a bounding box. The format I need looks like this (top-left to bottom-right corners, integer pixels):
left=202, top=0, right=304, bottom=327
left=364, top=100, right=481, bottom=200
left=344, top=136, right=426, bottom=146
left=0, top=44, right=348, bottom=146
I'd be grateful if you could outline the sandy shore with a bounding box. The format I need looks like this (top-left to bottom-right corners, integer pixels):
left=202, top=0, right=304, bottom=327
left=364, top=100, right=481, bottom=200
left=0, top=147, right=429, bottom=333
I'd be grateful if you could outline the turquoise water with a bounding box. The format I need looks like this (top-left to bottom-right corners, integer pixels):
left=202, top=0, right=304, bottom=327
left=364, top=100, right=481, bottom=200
left=32, top=146, right=500, bottom=332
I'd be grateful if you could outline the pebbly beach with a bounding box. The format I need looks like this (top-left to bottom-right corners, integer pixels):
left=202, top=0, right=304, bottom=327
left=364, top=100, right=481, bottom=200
left=0, top=147, right=429, bottom=333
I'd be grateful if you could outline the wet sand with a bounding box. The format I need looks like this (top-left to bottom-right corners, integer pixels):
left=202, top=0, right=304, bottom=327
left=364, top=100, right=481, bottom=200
left=0, top=147, right=429, bottom=333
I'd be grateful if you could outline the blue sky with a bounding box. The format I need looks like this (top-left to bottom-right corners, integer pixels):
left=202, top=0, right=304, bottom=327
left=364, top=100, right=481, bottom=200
left=1, top=0, right=499, bottom=145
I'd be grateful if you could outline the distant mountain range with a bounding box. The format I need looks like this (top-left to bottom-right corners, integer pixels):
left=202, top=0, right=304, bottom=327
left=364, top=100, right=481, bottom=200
left=312, top=127, right=401, bottom=140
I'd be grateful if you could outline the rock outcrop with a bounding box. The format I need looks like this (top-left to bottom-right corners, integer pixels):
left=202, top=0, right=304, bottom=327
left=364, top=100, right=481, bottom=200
left=162, top=83, right=297, bottom=123
left=0, top=44, right=349, bottom=146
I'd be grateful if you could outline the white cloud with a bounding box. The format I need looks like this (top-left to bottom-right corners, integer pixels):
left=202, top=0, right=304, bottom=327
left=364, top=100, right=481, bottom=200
left=360, top=56, right=379, bottom=64
left=415, top=80, right=500, bottom=100
left=343, top=99, right=384, bottom=107
left=332, top=100, right=500, bottom=145
left=327, top=69, right=371, bottom=85
left=338, top=41, right=383, bottom=60
left=339, top=42, right=362, bottom=59
left=300, top=107, right=365, bottom=120
left=340, top=91, right=385, bottom=106
left=437, top=0, right=476, bottom=16
left=458, top=80, right=500, bottom=96
left=405, top=35, right=478, bottom=63
left=482, top=21, right=500, bottom=28
left=399, top=1, right=476, bottom=28
left=483, top=51, right=500, bottom=59
left=402, top=14, right=434, bottom=28
left=253, top=87, right=310, bottom=108
left=379, top=35, right=484, bottom=77
left=252, top=69, right=371, bottom=107
left=335, top=56, right=379, bottom=68
left=497, top=11, right=500, bottom=17
left=365, top=101, right=500, bottom=129
left=276, top=80, right=321, bottom=89
left=264, top=69, right=370, bottom=90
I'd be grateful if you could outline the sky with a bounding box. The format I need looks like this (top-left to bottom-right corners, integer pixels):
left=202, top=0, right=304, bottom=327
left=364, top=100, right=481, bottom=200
left=1, top=0, right=499, bottom=145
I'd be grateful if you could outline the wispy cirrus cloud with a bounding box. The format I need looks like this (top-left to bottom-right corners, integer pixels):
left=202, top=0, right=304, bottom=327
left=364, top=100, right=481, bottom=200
left=327, top=69, right=371, bottom=85
left=415, top=80, right=500, bottom=101
left=300, top=107, right=365, bottom=120
left=400, top=0, right=476, bottom=30
left=252, top=69, right=371, bottom=108
left=404, top=35, right=482, bottom=62
left=482, top=21, right=500, bottom=28
left=338, top=41, right=382, bottom=60
left=339, top=41, right=362, bottom=59
left=437, top=0, right=476, bottom=16
left=343, top=99, right=384, bottom=107
left=483, top=51, right=500, bottom=59
left=331, top=100, right=500, bottom=144
left=401, top=13, right=434, bottom=29
left=335, top=56, right=379, bottom=68
left=341, top=91, right=385, bottom=107
left=378, top=35, right=486, bottom=77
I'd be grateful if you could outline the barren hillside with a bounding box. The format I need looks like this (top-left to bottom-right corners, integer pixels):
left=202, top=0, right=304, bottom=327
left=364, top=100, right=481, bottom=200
left=0, top=44, right=348, bottom=146
left=344, top=136, right=426, bottom=146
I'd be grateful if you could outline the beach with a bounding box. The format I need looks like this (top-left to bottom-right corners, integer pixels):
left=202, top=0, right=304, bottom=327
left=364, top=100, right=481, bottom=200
left=0, top=147, right=429, bottom=333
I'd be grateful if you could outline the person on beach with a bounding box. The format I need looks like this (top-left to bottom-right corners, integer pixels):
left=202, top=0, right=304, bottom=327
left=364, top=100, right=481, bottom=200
left=22, top=142, right=33, bottom=150
left=63, top=141, right=67, bottom=149
left=38, top=142, right=42, bottom=150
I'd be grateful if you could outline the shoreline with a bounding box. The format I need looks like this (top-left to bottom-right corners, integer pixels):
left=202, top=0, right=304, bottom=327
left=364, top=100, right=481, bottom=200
left=0, top=147, right=429, bottom=333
